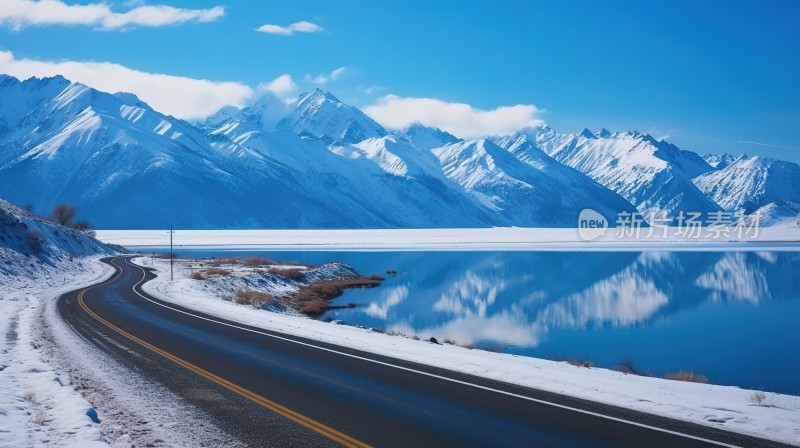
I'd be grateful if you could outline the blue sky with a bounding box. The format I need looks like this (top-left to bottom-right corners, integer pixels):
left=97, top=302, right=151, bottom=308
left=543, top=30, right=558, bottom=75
left=1, top=0, right=798, bottom=161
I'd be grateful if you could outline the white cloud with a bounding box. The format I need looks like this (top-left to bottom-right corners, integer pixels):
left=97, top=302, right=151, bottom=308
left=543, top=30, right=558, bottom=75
left=255, top=20, right=323, bottom=36
left=364, top=95, right=545, bottom=138
left=303, top=66, right=347, bottom=85
left=257, top=74, right=298, bottom=101
left=0, top=51, right=252, bottom=119
left=0, top=0, right=224, bottom=30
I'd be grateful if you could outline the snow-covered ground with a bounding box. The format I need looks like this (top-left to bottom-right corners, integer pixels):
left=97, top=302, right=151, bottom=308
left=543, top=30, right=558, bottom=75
left=0, top=257, right=243, bottom=448
left=99, top=227, right=800, bottom=251
left=135, top=256, right=800, bottom=445
left=0, top=258, right=109, bottom=448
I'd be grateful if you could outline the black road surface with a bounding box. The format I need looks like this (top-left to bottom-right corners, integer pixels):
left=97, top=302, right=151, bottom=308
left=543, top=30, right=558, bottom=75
left=57, top=256, right=792, bottom=448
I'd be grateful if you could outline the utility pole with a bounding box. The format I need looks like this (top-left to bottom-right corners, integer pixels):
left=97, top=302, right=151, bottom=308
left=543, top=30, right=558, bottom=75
left=169, top=226, right=175, bottom=281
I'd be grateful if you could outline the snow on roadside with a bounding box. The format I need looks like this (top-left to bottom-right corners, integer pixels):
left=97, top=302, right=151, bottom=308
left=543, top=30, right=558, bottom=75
left=1, top=257, right=243, bottom=448
left=135, top=256, right=800, bottom=446
left=0, top=258, right=110, bottom=447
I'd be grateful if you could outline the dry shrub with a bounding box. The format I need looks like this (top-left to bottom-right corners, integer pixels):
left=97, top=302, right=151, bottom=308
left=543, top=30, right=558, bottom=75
left=209, top=258, right=238, bottom=267
left=235, top=290, right=273, bottom=308
left=22, top=391, right=36, bottom=403
left=749, top=391, right=767, bottom=406
left=205, top=267, right=231, bottom=276
left=566, top=359, right=594, bottom=368
left=458, top=343, right=475, bottom=350
left=242, top=256, right=275, bottom=267
left=443, top=338, right=456, bottom=345
left=664, top=371, right=709, bottom=384
left=32, top=411, right=47, bottom=426
left=190, top=272, right=204, bottom=280
left=266, top=268, right=306, bottom=280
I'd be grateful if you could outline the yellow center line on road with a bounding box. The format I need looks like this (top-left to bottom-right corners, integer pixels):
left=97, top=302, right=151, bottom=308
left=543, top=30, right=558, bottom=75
left=77, top=287, right=372, bottom=448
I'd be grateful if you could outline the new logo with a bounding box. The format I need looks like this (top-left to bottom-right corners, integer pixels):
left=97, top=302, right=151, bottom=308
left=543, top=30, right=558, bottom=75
left=578, top=209, right=608, bottom=241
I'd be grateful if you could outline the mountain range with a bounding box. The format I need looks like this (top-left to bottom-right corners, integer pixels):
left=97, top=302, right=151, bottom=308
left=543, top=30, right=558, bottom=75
left=0, top=74, right=797, bottom=229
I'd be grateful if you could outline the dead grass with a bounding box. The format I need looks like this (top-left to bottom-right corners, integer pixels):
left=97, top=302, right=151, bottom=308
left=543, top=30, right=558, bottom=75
left=190, top=272, right=204, bottom=280
left=234, top=290, right=274, bottom=308
left=242, top=256, right=275, bottom=267
left=284, top=276, right=383, bottom=316
left=265, top=268, right=306, bottom=280
left=300, top=297, right=328, bottom=315
left=22, top=391, right=36, bottom=403
left=443, top=338, right=457, bottom=345
left=566, top=358, right=594, bottom=368
left=154, top=252, right=177, bottom=259
left=664, top=371, right=709, bottom=384
left=205, top=267, right=232, bottom=276
left=209, top=258, right=238, bottom=267
left=458, top=343, right=475, bottom=350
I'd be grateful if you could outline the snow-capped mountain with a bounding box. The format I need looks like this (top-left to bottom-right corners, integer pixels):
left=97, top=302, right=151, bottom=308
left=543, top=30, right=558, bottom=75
left=509, top=128, right=722, bottom=218
left=276, top=89, right=387, bottom=144
left=393, top=123, right=460, bottom=150
left=432, top=138, right=637, bottom=226
left=703, top=153, right=738, bottom=169
left=693, top=156, right=800, bottom=213
left=199, top=100, right=493, bottom=228
left=0, top=75, right=336, bottom=229
left=1, top=74, right=796, bottom=229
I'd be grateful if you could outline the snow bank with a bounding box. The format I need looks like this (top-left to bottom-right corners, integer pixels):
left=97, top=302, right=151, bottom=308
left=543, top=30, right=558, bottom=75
left=134, top=256, right=800, bottom=445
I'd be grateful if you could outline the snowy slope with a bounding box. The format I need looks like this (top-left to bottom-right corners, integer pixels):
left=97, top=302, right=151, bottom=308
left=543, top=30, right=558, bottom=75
left=535, top=130, right=720, bottom=217
left=277, top=89, right=387, bottom=144
left=432, top=139, right=637, bottom=226
left=751, top=201, right=800, bottom=227
left=693, top=156, right=800, bottom=213
left=0, top=198, right=115, bottom=278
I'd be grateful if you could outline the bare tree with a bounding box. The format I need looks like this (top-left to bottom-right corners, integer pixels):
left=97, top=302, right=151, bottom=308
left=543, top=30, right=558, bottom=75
left=52, top=204, right=77, bottom=226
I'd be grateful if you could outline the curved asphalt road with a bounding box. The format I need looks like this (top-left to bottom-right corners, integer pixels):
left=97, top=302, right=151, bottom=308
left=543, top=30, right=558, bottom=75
left=57, top=256, right=791, bottom=448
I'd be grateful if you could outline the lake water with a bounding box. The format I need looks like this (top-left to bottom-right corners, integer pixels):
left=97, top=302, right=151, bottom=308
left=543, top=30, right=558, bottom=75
left=137, top=248, right=800, bottom=395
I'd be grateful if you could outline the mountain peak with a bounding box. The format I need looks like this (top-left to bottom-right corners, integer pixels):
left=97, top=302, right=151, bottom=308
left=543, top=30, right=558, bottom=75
left=298, top=88, right=342, bottom=106
left=596, top=128, right=612, bottom=138
left=279, top=89, right=386, bottom=143
left=394, top=122, right=460, bottom=150
left=114, top=91, right=151, bottom=109
left=579, top=128, right=596, bottom=139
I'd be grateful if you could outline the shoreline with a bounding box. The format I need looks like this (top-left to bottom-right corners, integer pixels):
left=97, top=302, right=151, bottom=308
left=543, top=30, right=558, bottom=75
left=99, top=227, right=800, bottom=251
